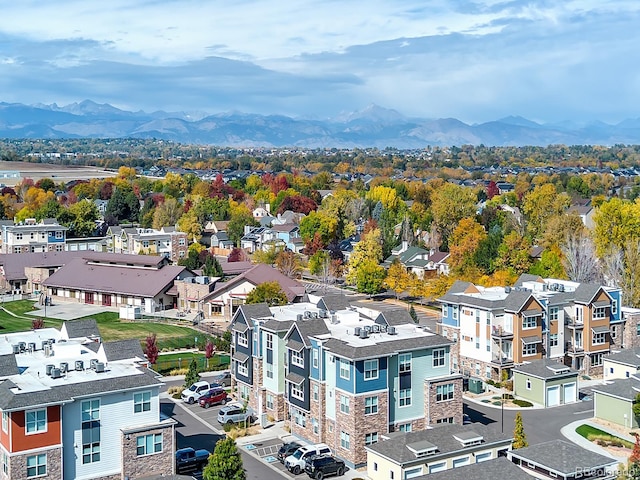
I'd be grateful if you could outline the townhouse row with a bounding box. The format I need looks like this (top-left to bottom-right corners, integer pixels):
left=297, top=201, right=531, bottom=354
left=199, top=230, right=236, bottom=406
left=229, top=295, right=463, bottom=468
left=438, top=274, right=626, bottom=380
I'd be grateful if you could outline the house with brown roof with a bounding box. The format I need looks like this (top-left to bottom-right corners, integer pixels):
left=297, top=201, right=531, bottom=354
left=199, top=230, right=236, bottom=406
left=42, top=253, right=195, bottom=314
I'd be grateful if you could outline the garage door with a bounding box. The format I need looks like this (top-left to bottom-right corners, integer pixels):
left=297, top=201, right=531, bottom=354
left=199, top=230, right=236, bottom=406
left=546, top=385, right=560, bottom=407
left=476, top=452, right=492, bottom=463
left=563, top=382, right=577, bottom=404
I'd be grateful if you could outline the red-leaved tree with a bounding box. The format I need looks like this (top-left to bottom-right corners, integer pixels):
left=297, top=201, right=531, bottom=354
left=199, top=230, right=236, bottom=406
left=145, top=334, right=159, bottom=365
left=205, top=340, right=215, bottom=368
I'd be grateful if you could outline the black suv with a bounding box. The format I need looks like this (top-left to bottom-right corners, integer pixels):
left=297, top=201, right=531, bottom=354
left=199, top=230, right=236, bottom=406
left=277, top=441, right=302, bottom=464
left=304, top=455, right=345, bottom=479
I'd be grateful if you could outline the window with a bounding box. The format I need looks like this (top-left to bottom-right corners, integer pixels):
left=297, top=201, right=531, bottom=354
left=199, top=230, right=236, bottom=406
left=399, top=353, right=411, bottom=373
left=436, top=417, right=454, bottom=424
left=266, top=333, right=273, bottom=350
left=26, top=409, right=47, bottom=434
left=523, top=343, right=537, bottom=356
left=340, top=431, right=350, bottom=449
left=82, top=399, right=100, bottom=464
left=291, top=382, right=304, bottom=401
left=475, top=336, right=480, bottom=349
left=612, top=299, right=618, bottom=315
left=442, top=304, right=447, bottom=317
left=293, top=408, right=306, bottom=427
left=15, top=233, right=22, bottom=240
left=593, top=332, right=606, bottom=345
left=523, top=316, right=538, bottom=329
left=452, top=307, right=458, bottom=320
left=340, top=395, right=350, bottom=414
left=55, top=231, right=63, bottom=239
left=237, top=361, right=248, bottom=377
left=365, top=396, right=378, bottom=415
left=592, top=353, right=603, bottom=367
left=266, top=394, right=274, bottom=410
left=487, top=311, right=491, bottom=325
left=2, top=411, right=8, bottom=433
left=399, top=388, right=412, bottom=407
left=486, top=339, right=491, bottom=352
left=365, top=432, right=378, bottom=445
left=291, top=350, right=304, bottom=368
left=134, top=391, right=151, bottom=413
left=136, top=433, right=162, bottom=456
left=14, top=246, right=21, bottom=254
left=312, top=418, right=319, bottom=434
left=593, top=306, right=607, bottom=319
left=374, top=462, right=378, bottom=472
left=436, top=383, right=454, bottom=402
left=476, top=312, right=480, bottom=324
left=549, top=307, right=559, bottom=321
left=266, top=363, right=273, bottom=379
left=549, top=333, right=558, bottom=347
left=26, top=454, right=46, bottom=478
left=637, top=323, right=640, bottom=337
left=237, top=331, right=248, bottom=347
left=364, top=359, right=379, bottom=380
left=339, top=359, right=350, bottom=380
left=313, top=384, right=319, bottom=401
left=142, top=240, right=149, bottom=249
left=313, top=349, right=319, bottom=369
left=433, top=349, right=446, bottom=367
left=238, top=384, right=250, bottom=400
left=526, top=379, right=531, bottom=390
left=398, top=423, right=412, bottom=432
left=179, top=238, right=186, bottom=246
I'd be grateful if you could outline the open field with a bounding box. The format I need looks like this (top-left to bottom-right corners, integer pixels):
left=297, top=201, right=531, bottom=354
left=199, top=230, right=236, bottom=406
left=0, top=161, right=116, bottom=185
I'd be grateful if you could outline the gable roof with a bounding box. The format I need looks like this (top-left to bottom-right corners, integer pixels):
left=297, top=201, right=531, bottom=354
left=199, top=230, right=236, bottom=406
left=416, top=457, right=533, bottom=480
left=592, top=376, right=640, bottom=401
left=513, top=359, right=578, bottom=380
left=286, top=319, right=330, bottom=348
left=573, top=283, right=609, bottom=304
left=604, top=347, right=640, bottom=367
left=62, top=319, right=100, bottom=340
left=323, top=334, right=452, bottom=361
left=101, top=339, right=145, bottom=362
left=0, top=354, right=19, bottom=377
left=376, top=309, right=415, bottom=327
left=504, top=291, right=539, bottom=313
left=316, top=294, right=353, bottom=312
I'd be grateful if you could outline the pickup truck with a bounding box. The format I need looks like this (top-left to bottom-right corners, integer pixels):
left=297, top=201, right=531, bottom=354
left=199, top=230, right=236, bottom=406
left=175, top=447, right=211, bottom=473
left=181, top=381, right=218, bottom=404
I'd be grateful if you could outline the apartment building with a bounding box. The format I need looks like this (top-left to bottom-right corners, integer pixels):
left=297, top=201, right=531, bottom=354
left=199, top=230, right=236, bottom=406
left=438, top=275, right=622, bottom=379
left=0, top=219, right=67, bottom=254
left=0, top=320, right=174, bottom=480
left=106, top=226, right=188, bottom=263
left=229, top=294, right=462, bottom=468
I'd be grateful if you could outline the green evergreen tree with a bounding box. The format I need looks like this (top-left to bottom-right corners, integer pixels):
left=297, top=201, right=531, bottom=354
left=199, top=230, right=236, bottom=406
left=512, top=412, right=528, bottom=449
left=203, top=437, right=246, bottom=480
left=184, top=358, right=200, bottom=388
left=409, top=305, right=418, bottom=324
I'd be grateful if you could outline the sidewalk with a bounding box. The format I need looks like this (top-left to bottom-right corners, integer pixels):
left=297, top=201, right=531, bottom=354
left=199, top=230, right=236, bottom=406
left=561, top=419, right=632, bottom=464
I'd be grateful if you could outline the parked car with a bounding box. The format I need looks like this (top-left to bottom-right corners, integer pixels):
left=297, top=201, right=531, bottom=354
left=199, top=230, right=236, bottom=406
left=199, top=387, right=230, bottom=408
left=181, top=381, right=217, bottom=404
left=175, top=447, right=211, bottom=474
left=285, top=444, right=331, bottom=475
left=277, top=441, right=302, bottom=464
left=211, top=371, right=231, bottom=387
left=217, top=403, right=255, bottom=425
left=305, top=455, right=346, bottom=479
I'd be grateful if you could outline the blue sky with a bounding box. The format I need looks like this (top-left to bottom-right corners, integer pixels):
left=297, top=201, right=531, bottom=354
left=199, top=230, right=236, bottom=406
left=0, top=0, right=639, bottom=123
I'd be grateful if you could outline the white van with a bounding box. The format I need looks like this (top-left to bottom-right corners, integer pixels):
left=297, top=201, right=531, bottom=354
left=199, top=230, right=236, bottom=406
left=284, top=443, right=331, bottom=474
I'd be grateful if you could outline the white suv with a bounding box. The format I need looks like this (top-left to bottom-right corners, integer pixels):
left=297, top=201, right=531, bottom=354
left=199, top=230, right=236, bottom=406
left=181, top=381, right=215, bottom=404
left=285, top=444, right=331, bottom=475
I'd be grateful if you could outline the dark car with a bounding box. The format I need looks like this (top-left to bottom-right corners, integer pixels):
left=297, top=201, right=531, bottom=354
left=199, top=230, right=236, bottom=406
left=277, top=441, right=302, bottom=464
left=198, top=387, right=230, bottom=408
left=211, top=371, right=232, bottom=387
left=304, top=455, right=345, bottom=479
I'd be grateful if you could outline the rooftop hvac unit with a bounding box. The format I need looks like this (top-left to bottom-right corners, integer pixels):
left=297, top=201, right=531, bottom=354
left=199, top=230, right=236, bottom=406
left=28, top=342, right=36, bottom=353
left=364, top=326, right=372, bottom=333
left=330, top=314, right=339, bottom=324
left=51, top=368, right=62, bottom=379
left=304, top=311, right=311, bottom=319
left=90, top=359, right=99, bottom=370
left=319, top=310, right=328, bottom=318
left=297, top=314, right=303, bottom=322
left=45, top=364, right=55, bottom=376
left=40, top=341, right=49, bottom=350
left=372, top=325, right=380, bottom=333
left=75, top=360, right=84, bottom=371
left=95, top=362, right=105, bottom=373
left=354, top=327, right=362, bottom=336
left=504, top=286, right=511, bottom=293
left=18, top=342, right=26, bottom=353
left=48, top=338, right=56, bottom=344
left=558, top=284, right=565, bottom=292
left=59, top=362, right=69, bottom=373
left=359, top=329, right=369, bottom=339
left=380, top=324, right=388, bottom=332
left=44, top=344, right=52, bottom=357
left=388, top=326, right=397, bottom=335
left=11, top=344, right=19, bottom=355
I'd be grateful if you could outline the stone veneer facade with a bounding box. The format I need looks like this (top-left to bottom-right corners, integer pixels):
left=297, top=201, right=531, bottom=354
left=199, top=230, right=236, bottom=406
left=424, top=376, right=463, bottom=426
left=121, top=423, right=175, bottom=479
left=5, top=447, right=62, bottom=480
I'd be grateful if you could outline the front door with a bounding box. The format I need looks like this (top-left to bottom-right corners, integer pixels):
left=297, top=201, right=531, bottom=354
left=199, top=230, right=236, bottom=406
left=84, top=292, right=94, bottom=304
left=102, top=295, right=111, bottom=306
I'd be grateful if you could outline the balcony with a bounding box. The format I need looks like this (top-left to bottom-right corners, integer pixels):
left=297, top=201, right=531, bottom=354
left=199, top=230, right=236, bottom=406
left=491, top=354, right=514, bottom=366
left=565, top=316, right=584, bottom=329
left=565, top=342, right=584, bottom=355
left=491, top=325, right=514, bottom=339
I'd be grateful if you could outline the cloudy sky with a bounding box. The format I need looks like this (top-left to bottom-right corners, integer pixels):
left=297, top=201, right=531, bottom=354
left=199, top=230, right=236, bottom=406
left=1, top=0, right=639, bottom=123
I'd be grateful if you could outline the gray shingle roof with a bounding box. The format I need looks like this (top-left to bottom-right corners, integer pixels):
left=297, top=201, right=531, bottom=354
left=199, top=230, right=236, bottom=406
left=316, top=294, right=353, bottom=312
left=414, top=457, right=534, bottom=480
left=513, top=274, right=544, bottom=287
left=509, top=439, right=617, bottom=475
left=63, top=319, right=100, bottom=339
left=292, top=320, right=330, bottom=347
left=366, top=423, right=511, bottom=465
left=513, top=359, right=578, bottom=380
left=376, top=309, right=414, bottom=326
left=0, top=354, right=18, bottom=377
left=236, top=303, right=273, bottom=322
left=605, top=347, right=640, bottom=367
left=261, top=319, right=294, bottom=332
left=323, top=334, right=451, bottom=361
left=102, top=339, right=145, bottom=362
left=504, top=291, right=535, bottom=313
left=0, top=368, right=162, bottom=411
left=573, top=283, right=604, bottom=304
left=592, top=377, right=640, bottom=401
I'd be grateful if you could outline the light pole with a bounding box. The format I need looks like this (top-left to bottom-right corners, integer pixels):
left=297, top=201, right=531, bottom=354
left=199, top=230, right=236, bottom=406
left=501, top=392, right=505, bottom=433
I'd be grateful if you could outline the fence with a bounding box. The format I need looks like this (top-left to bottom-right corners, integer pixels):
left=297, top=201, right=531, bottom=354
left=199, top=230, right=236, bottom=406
left=153, top=353, right=230, bottom=375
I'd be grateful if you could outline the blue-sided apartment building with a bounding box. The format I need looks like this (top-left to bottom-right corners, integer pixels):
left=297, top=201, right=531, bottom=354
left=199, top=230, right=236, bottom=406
left=229, top=294, right=462, bottom=468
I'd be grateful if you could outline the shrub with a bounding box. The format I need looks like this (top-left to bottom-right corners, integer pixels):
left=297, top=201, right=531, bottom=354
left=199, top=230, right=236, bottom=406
left=492, top=401, right=502, bottom=406
left=513, top=399, right=533, bottom=407
left=169, top=368, right=188, bottom=376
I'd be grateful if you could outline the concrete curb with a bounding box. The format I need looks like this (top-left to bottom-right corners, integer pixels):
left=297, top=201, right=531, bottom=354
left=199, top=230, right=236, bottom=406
left=560, top=419, right=629, bottom=463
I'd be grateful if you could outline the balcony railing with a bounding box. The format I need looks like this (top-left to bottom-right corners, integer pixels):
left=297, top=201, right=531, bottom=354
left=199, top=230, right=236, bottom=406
left=491, top=326, right=514, bottom=338
left=491, top=354, right=514, bottom=366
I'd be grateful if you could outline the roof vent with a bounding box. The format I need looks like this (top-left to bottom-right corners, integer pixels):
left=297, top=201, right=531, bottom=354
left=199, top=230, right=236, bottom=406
left=95, top=362, right=105, bottom=373
left=296, top=314, right=303, bottom=322
left=330, top=314, right=339, bottom=324
left=45, top=364, right=55, bottom=376
left=28, top=342, right=36, bottom=353
left=388, top=326, right=397, bottom=335
left=11, top=344, right=19, bottom=354
left=51, top=368, right=62, bottom=379
left=75, top=360, right=84, bottom=371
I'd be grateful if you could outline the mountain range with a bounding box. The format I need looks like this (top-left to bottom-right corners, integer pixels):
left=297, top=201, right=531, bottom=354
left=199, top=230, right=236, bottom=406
left=1, top=100, right=640, bottom=148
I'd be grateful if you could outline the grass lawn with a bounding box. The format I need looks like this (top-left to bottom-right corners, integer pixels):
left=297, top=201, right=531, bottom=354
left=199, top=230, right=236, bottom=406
left=575, top=424, right=634, bottom=449
left=0, top=300, right=63, bottom=332
left=154, top=352, right=230, bottom=375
